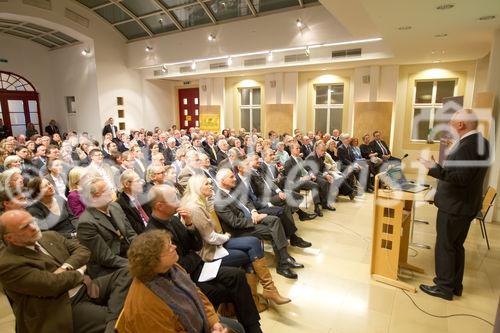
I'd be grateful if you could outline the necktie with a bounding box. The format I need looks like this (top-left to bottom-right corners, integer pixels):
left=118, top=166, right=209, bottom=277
left=132, top=198, right=149, bottom=225
left=378, top=141, right=388, bottom=155
left=229, top=192, right=252, bottom=218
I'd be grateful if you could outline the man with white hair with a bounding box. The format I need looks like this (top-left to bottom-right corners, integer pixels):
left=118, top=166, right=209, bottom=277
left=203, top=135, right=218, bottom=165
left=215, top=168, right=303, bottom=279
left=163, top=137, right=177, bottom=164
left=419, top=109, right=490, bottom=300
left=218, top=147, right=241, bottom=174
left=216, top=139, right=230, bottom=164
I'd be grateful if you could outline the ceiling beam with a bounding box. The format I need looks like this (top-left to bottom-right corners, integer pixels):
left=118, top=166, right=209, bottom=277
left=197, top=0, right=217, bottom=24
left=151, top=0, right=184, bottom=31
left=111, top=0, right=154, bottom=37
left=298, top=0, right=304, bottom=7
left=244, top=0, right=257, bottom=16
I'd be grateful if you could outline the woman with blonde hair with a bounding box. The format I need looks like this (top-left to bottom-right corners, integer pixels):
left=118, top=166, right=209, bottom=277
left=182, top=174, right=290, bottom=311
left=67, top=166, right=87, bottom=217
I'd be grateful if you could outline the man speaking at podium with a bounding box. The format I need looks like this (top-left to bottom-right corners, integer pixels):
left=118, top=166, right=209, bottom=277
left=418, top=109, right=490, bottom=301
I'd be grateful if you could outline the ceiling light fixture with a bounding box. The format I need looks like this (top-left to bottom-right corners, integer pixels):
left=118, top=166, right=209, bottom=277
left=208, top=33, right=216, bottom=41
left=433, top=60, right=442, bottom=63
left=145, top=46, right=153, bottom=52
left=436, top=4, right=454, bottom=10
left=81, top=48, right=90, bottom=56
left=267, top=51, right=273, bottom=61
left=161, top=65, right=167, bottom=73
left=227, top=56, right=233, bottom=65
left=478, top=15, right=496, bottom=21
left=434, top=33, right=448, bottom=37
left=296, top=19, right=303, bottom=28
left=191, top=61, right=196, bottom=70
left=142, top=37, right=384, bottom=72
left=397, top=26, right=412, bottom=30
left=305, top=46, right=310, bottom=56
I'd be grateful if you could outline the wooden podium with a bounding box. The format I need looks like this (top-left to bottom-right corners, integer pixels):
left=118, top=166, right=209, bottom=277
left=370, top=174, right=429, bottom=292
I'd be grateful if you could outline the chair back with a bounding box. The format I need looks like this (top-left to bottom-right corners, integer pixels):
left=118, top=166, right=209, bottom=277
left=480, top=186, right=497, bottom=219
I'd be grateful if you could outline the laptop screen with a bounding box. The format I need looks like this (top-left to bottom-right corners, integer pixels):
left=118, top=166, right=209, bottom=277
left=386, top=167, right=406, bottom=185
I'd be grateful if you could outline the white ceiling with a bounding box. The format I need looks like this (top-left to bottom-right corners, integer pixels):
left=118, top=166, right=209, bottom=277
left=321, top=0, right=500, bottom=64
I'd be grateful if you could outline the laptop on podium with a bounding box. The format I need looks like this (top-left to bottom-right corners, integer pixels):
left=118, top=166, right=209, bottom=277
left=386, top=166, right=428, bottom=193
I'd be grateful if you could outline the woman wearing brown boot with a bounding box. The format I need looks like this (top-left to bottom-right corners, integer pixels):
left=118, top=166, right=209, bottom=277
left=182, top=174, right=290, bottom=310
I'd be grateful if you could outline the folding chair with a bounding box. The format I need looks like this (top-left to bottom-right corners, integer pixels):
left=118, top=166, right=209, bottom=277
left=476, top=186, right=497, bottom=250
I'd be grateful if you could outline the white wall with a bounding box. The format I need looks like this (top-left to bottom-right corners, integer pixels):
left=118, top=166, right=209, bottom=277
left=141, top=78, right=176, bottom=130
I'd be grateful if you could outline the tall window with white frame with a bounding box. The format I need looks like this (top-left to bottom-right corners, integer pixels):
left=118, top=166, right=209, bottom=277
left=314, top=84, right=344, bottom=135
left=239, top=87, right=261, bottom=132
left=411, top=79, right=457, bottom=142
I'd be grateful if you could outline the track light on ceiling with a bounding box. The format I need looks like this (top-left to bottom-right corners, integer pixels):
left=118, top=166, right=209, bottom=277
left=208, top=33, right=216, bottom=41
left=145, top=46, right=153, bottom=52
left=161, top=65, right=167, bottom=73
left=267, top=51, right=273, bottom=61
left=305, top=46, right=310, bottom=56
left=227, top=56, right=233, bottom=65
left=191, top=61, right=196, bottom=70
left=296, top=19, right=303, bottom=28
left=81, top=48, right=90, bottom=56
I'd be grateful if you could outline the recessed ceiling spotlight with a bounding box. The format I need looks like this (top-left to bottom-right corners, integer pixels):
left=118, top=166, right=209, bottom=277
left=434, top=33, right=448, bottom=37
left=267, top=51, right=273, bottom=61
left=397, top=26, right=412, bottom=30
left=433, top=60, right=442, bottom=63
left=227, top=56, right=233, bottom=65
left=296, top=19, right=303, bottom=28
left=145, top=46, right=153, bottom=52
left=161, top=65, right=167, bottom=73
left=436, top=4, right=454, bottom=10
left=81, top=48, right=90, bottom=56
left=208, top=33, right=216, bottom=41
left=321, top=68, right=327, bottom=71
left=191, top=61, right=196, bottom=70
left=478, top=15, right=496, bottom=21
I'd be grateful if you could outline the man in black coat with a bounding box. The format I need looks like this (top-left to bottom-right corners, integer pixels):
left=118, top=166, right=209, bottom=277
left=102, top=117, right=118, bottom=139
left=419, top=109, right=490, bottom=301
left=203, top=135, right=219, bottom=166
left=146, top=184, right=263, bottom=333
left=45, top=119, right=60, bottom=136
left=369, top=130, right=400, bottom=166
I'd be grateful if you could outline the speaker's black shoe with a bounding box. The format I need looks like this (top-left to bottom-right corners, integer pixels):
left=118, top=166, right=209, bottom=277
left=453, top=287, right=463, bottom=296
left=276, top=267, right=297, bottom=279
left=290, top=236, right=312, bottom=248
left=419, top=284, right=453, bottom=301
left=285, top=257, right=304, bottom=268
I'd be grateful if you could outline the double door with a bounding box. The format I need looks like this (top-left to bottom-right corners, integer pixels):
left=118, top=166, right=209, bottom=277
left=0, top=91, right=41, bottom=137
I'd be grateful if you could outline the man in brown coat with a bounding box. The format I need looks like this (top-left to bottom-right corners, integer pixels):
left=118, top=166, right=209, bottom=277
left=0, top=210, right=130, bottom=333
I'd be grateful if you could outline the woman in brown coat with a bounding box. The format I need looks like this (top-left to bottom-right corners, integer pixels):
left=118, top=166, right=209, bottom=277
left=117, top=230, right=241, bottom=333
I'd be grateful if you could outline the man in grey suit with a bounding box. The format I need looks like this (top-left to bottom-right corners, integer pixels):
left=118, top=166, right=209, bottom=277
left=77, top=177, right=137, bottom=278
left=0, top=210, right=129, bottom=333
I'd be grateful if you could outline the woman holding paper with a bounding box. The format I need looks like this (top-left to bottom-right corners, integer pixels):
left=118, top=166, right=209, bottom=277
left=182, top=174, right=290, bottom=309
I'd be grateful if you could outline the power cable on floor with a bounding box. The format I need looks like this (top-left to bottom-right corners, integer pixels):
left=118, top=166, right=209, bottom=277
left=400, top=289, right=494, bottom=327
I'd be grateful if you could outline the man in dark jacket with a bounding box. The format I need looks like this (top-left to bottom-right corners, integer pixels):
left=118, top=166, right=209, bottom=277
left=419, top=109, right=490, bottom=300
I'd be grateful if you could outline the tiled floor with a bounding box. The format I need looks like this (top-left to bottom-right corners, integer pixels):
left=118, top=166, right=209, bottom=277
left=1, top=191, right=499, bottom=332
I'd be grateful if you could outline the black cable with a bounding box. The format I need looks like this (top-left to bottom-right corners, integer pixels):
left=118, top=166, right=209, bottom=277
left=400, top=289, right=494, bottom=327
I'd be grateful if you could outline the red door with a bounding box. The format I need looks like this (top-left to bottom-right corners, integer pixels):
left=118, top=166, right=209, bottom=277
left=0, top=91, right=41, bottom=137
left=178, top=88, right=199, bottom=129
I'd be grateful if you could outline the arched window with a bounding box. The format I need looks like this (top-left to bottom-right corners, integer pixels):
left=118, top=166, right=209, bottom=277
left=0, top=71, right=41, bottom=138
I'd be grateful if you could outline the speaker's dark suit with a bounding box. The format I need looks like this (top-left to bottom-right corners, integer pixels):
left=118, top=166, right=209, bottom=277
left=428, top=132, right=490, bottom=294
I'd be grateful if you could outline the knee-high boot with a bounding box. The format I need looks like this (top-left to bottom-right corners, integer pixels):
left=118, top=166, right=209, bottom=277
left=245, top=272, right=269, bottom=312
left=252, top=257, right=291, bottom=305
